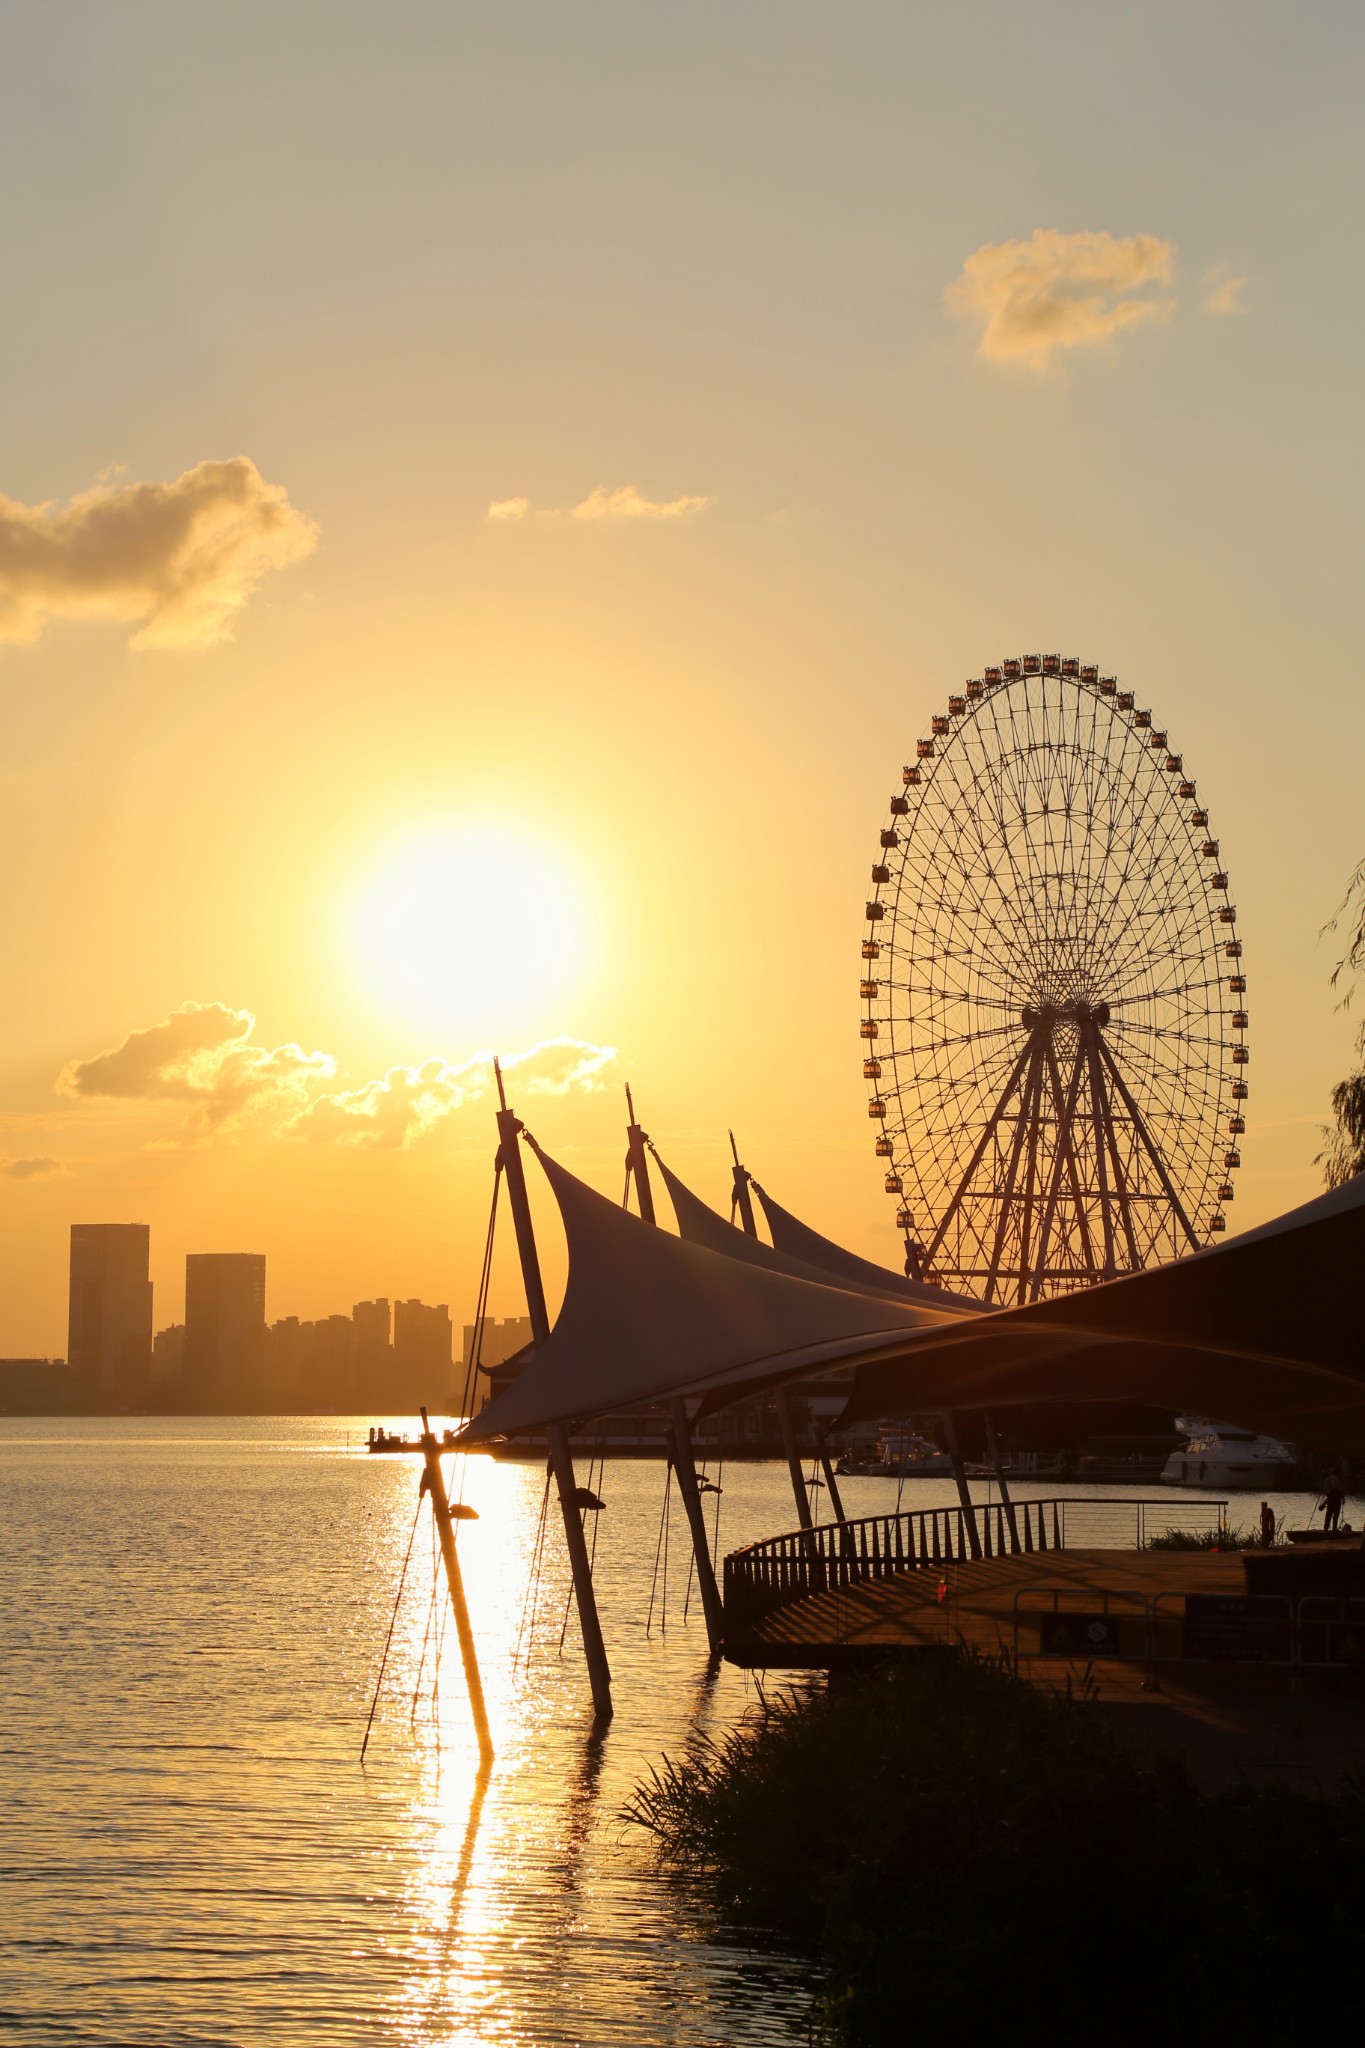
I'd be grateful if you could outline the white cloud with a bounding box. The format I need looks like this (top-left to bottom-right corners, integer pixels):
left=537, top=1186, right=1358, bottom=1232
left=0, top=457, right=317, bottom=649
left=945, top=229, right=1175, bottom=369
left=58, top=1007, right=615, bottom=1149
left=570, top=485, right=711, bottom=521
left=58, top=1001, right=335, bottom=1134
left=1203, top=266, right=1249, bottom=316
left=286, top=1037, right=617, bottom=1147
left=484, top=484, right=711, bottom=524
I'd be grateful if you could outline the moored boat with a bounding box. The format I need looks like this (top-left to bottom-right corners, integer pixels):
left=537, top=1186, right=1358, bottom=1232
left=1160, top=1416, right=1298, bottom=1490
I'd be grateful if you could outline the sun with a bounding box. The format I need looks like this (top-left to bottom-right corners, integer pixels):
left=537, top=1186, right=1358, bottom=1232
left=346, top=822, right=590, bottom=1044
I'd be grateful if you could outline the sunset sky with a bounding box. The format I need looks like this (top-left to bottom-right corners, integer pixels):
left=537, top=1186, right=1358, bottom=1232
left=2, top=2, right=1362, bottom=1355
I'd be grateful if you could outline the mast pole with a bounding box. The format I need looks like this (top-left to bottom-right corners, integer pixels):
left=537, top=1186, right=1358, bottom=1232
left=625, top=1093, right=724, bottom=1654
left=419, top=1405, right=493, bottom=1764
left=731, top=1133, right=813, bottom=1533
left=494, top=1060, right=613, bottom=1722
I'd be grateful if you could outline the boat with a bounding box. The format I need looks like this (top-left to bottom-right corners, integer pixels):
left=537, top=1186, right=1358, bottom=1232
left=1160, top=1416, right=1298, bottom=1490
left=367, top=1425, right=461, bottom=1454
left=836, top=1426, right=954, bottom=1478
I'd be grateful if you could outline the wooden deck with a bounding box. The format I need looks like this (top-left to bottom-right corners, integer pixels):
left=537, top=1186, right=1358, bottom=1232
left=727, top=1545, right=1251, bottom=1667
left=725, top=1546, right=1365, bottom=1797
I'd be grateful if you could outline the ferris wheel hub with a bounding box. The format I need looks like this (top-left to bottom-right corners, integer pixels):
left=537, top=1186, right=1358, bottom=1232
left=1019, top=999, right=1111, bottom=1032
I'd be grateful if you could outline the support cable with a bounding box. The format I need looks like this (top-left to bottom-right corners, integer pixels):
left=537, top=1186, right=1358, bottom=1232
left=360, top=1490, right=424, bottom=1762
left=458, top=1157, right=504, bottom=1427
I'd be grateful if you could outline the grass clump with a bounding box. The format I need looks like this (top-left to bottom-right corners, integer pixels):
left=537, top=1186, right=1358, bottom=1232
left=1146, top=1524, right=1258, bottom=1550
left=628, top=1652, right=1365, bottom=2044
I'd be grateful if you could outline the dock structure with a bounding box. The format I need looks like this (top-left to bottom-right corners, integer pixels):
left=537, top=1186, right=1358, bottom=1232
left=720, top=1494, right=1365, bottom=1693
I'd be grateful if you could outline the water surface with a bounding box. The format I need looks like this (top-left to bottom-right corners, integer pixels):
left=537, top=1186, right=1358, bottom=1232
left=1, top=1420, right=1333, bottom=2044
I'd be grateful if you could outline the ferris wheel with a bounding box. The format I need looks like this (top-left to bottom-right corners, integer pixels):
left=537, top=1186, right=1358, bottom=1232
left=861, top=653, right=1248, bottom=1304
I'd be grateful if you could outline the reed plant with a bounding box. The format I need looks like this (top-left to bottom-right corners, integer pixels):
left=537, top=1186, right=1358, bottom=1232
left=628, top=1650, right=1365, bottom=2043
left=1145, top=1523, right=1258, bottom=1550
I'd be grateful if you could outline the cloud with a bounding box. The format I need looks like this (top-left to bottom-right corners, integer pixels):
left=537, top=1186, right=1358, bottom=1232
left=3, top=1155, right=65, bottom=1180
left=0, top=457, right=318, bottom=649
left=484, top=484, right=711, bottom=523
left=57, top=1007, right=615, bottom=1148
left=59, top=1001, right=335, bottom=1133
left=570, top=485, right=711, bottom=521
left=1203, top=266, right=1248, bottom=316
left=286, top=1037, right=617, bottom=1147
left=945, top=229, right=1175, bottom=369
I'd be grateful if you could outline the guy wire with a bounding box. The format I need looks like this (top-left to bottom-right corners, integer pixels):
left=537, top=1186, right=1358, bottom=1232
left=360, top=1488, right=425, bottom=1762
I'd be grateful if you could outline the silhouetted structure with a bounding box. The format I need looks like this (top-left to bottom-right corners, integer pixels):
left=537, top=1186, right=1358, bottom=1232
left=462, top=1314, right=532, bottom=1375
left=394, top=1298, right=453, bottom=1406
left=67, top=1224, right=153, bottom=1404
left=151, top=1323, right=184, bottom=1384
left=184, top=1253, right=266, bottom=1402
left=353, top=1298, right=392, bottom=1404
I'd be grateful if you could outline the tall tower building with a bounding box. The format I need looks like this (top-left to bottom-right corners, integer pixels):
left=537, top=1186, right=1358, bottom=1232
left=393, top=1298, right=453, bottom=1406
left=67, top=1224, right=154, bottom=1403
left=184, top=1253, right=266, bottom=1403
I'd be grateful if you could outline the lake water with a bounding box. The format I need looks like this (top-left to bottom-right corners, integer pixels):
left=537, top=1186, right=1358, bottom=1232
left=0, top=1419, right=1338, bottom=2045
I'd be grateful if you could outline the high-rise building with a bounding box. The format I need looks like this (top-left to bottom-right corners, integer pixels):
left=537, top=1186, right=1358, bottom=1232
left=352, top=1298, right=393, bottom=1409
left=184, top=1253, right=266, bottom=1402
left=461, top=1314, right=533, bottom=1372
left=68, top=1224, right=153, bottom=1403
left=150, top=1324, right=185, bottom=1383
left=393, top=1298, right=453, bottom=1405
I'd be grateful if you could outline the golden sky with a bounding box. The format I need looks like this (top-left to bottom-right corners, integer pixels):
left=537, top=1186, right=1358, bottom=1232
left=2, top=4, right=1362, bottom=1352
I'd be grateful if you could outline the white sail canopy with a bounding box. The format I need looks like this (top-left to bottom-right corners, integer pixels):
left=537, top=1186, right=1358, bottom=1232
left=458, top=1141, right=960, bottom=1445
left=457, top=1136, right=1365, bottom=1455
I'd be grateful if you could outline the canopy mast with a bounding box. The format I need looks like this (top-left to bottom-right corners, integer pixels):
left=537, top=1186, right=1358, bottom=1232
left=730, top=1131, right=813, bottom=1533
left=625, top=1088, right=724, bottom=1654
left=494, top=1060, right=613, bottom=1722
left=419, top=1406, right=493, bottom=1763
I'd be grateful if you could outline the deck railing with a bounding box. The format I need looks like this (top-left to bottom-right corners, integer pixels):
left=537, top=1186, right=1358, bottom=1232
left=722, top=1495, right=1228, bottom=1639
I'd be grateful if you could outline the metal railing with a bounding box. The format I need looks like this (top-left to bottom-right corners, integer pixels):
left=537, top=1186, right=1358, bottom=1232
left=722, top=1496, right=1228, bottom=1640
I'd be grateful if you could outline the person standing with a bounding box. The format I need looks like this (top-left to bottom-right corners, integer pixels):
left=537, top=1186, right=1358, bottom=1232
left=1323, top=1472, right=1346, bottom=1535
left=1259, top=1499, right=1276, bottom=1548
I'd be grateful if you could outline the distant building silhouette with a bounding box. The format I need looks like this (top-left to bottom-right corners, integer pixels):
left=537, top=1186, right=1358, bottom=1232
left=461, top=1314, right=532, bottom=1373
left=0, top=1357, right=75, bottom=1413
left=352, top=1298, right=392, bottom=1405
left=68, top=1224, right=153, bottom=1403
left=151, top=1323, right=185, bottom=1383
left=393, top=1298, right=453, bottom=1406
left=184, top=1253, right=266, bottom=1401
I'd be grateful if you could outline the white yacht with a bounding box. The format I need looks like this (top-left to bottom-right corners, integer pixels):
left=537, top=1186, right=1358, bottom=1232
left=1160, top=1416, right=1298, bottom=1490
left=835, top=1427, right=954, bottom=1478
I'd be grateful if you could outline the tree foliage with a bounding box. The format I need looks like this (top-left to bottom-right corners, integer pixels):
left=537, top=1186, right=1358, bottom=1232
left=1320, top=863, right=1365, bottom=1188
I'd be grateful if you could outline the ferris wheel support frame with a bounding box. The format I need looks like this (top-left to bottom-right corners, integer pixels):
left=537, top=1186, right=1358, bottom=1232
left=918, top=1005, right=1209, bottom=1307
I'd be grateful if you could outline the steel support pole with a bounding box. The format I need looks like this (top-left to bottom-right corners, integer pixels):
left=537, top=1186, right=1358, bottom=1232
left=776, top=1387, right=814, bottom=1531
left=939, top=1410, right=983, bottom=1561
left=814, top=1421, right=848, bottom=1525
left=624, top=1093, right=724, bottom=1652
left=419, top=1406, right=493, bottom=1764
left=495, top=1088, right=613, bottom=1722
left=1096, top=1034, right=1203, bottom=1253
left=731, top=1143, right=812, bottom=1533
left=920, top=1038, right=1036, bottom=1274
left=984, top=1414, right=1019, bottom=1554
left=667, top=1401, right=725, bottom=1653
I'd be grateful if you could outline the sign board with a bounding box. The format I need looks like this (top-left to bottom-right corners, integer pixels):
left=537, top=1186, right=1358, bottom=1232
left=1038, top=1612, right=1122, bottom=1658
left=1182, top=1594, right=1288, bottom=1662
